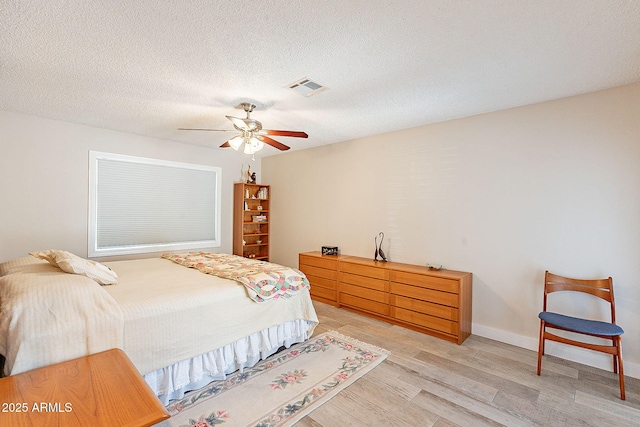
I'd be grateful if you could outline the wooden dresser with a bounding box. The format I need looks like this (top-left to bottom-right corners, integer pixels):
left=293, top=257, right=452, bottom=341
left=299, top=251, right=472, bottom=344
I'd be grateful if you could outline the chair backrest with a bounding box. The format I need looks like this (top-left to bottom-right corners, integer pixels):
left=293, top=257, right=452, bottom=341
left=543, top=270, right=616, bottom=323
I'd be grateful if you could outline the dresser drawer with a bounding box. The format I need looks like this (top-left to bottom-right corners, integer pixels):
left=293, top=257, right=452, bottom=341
left=390, top=295, right=458, bottom=321
left=390, top=270, right=459, bottom=293
left=299, top=254, right=338, bottom=270
left=340, top=293, right=389, bottom=316
left=339, top=261, right=389, bottom=280
left=339, top=272, right=388, bottom=292
left=306, top=274, right=337, bottom=291
left=299, top=264, right=337, bottom=281
left=391, top=306, right=458, bottom=336
left=390, top=282, right=459, bottom=307
left=310, top=286, right=337, bottom=302
left=340, top=282, right=389, bottom=304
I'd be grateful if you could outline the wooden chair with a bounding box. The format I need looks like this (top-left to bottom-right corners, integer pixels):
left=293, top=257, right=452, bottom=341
left=537, top=271, right=625, bottom=400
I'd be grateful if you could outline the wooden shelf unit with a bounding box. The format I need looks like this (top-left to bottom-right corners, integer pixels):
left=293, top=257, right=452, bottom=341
left=299, top=251, right=472, bottom=344
left=234, top=183, right=270, bottom=261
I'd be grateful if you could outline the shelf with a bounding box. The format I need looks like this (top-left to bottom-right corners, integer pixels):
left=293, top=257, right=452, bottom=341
left=234, top=183, right=270, bottom=262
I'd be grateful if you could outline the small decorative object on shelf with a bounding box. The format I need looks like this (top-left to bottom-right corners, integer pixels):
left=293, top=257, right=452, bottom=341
left=246, top=165, right=257, bottom=184
left=257, top=205, right=263, bottom=211
left=252, top=215, right=267, bottom=223
left=427, top=263, right=443, bottom=270
left=374, top=232, right=387, bottom=262
left=321, top=246, right=339, bottom=256
left=257, top=187, right=268, bottom=199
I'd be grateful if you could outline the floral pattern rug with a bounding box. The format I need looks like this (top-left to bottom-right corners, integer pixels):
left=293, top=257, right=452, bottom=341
left=156, top=331, right=390, bottom=427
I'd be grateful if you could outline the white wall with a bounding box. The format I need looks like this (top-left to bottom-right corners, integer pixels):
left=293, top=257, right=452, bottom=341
left=0, top=110, right=257, bottom=262
left=263, top=83, right=640, bottom=377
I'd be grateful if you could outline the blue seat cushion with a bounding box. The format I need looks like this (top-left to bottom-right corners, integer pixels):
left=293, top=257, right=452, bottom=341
left=539, top=311, right=624, bottom=336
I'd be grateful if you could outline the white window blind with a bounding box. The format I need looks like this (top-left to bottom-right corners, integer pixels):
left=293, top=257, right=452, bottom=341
left=88, top=151, right=221, bottom=257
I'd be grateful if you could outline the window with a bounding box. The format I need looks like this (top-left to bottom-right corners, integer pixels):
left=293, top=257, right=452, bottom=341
left=88, top=151, right=221, bottom=257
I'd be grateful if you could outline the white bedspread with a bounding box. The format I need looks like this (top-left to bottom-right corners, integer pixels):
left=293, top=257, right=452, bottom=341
left=102, top=257, right=318, bottom=374
left=0, top=257, right=124, bottom=375
left=0, top=256, right=318, bottom=377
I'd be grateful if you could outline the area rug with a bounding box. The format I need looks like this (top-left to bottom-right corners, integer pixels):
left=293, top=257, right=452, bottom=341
left=158, top=331, right=389, bottom=427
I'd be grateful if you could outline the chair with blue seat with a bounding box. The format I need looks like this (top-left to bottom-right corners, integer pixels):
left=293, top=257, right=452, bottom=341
left=537, top=270, right=625, bottom=400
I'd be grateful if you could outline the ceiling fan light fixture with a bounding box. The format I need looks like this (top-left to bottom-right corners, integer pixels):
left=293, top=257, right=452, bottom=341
left=228, top=135, right=244, bottom=150
left=250, top=136, right=264, bottom=151
left=243, top=135, right=264, bottom=155
left=243, top=142, right=255, bottom=155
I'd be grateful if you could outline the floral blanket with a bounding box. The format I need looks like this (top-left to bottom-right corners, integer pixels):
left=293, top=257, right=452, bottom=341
left=161, top=252, right=310, bottom=303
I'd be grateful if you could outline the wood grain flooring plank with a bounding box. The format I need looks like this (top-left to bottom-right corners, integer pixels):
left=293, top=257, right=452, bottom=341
left=304, top=396, right=370, bottom=427
left=432, top=418, right=463, bottom=427
left=358, top=362, right=422, bottom=401
left=411, top=389, right=506, bottom=427
left=456, top=346, right=580, bottom=398
left=328, top=387, right=419, bottom=427
left=415, top=350, right=540, bottom=403
left=292, top=415, right=324, bottom=427
left=465, top=336, right=580, bottom=379
left=347, top=375, right=440, bottom=426
left=391, top=354, right=500, bottom=404
left=574, top=390, right=640, bottom=424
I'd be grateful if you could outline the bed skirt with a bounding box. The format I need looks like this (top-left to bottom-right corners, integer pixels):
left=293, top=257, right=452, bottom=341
left=144, top=319, right=315, bottom=405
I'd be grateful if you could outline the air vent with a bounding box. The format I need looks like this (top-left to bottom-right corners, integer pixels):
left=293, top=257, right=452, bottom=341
left=287, top=77, right=328, bottom=97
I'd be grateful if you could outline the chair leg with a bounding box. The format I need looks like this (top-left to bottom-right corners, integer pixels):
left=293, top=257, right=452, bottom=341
left=537, top=320, right=545, bottom=375
left=616, top=336, right=625, bottom=400
left=611, top=337, right=618, bottom=374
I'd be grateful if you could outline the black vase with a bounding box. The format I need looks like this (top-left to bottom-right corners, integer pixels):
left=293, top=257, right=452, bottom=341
left=374, top=232, right=387, bottom=262
left=374, top=235, right=379, bottom=261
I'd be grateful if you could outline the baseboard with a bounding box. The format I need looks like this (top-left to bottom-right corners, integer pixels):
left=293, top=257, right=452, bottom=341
left=472, top=323, right=640, bottom=379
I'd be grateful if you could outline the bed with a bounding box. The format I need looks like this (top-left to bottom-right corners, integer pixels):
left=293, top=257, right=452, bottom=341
left=0, top=251, right=318, bottom=405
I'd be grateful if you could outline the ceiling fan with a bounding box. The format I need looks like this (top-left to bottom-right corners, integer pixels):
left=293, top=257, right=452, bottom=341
left=178, top=102, right=308, bottom=156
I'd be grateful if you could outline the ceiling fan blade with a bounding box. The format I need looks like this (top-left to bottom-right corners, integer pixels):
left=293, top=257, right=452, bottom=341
left=220, top=141, right=231, bottom=148
left=260, top=129, right=308, bottom=138
left=258, top=135, right=290, bottom=151
left=178, top=128, right=235, bottom=132
left=226, top=116, right=250, bottom=131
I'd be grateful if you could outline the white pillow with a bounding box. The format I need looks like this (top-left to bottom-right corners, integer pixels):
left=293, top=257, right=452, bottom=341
left=29, top=250, right=57, bottom=265
left=29, top=250, right=118, bottom=285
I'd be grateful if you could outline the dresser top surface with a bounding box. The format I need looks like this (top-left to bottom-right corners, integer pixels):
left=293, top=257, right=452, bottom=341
left=300, top=252, right=471, bottom=279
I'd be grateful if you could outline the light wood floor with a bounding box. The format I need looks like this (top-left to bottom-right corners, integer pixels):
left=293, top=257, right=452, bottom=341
left=296, top=301, right=640, bottom=427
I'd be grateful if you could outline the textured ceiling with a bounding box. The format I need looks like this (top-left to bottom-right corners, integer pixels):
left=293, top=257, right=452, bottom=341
left=2, top=1, right=640, bottom=157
